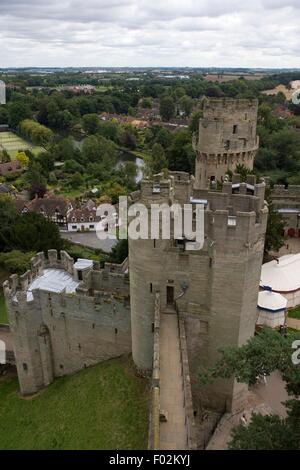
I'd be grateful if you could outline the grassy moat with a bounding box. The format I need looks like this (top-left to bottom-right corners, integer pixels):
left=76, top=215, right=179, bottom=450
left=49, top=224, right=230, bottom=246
left=0, top=357, right=149, bottom=450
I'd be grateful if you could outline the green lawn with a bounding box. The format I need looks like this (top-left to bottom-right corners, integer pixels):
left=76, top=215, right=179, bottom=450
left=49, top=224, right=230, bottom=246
left=0, top=292, right=8, bottom=324
left=0, top=357, right=149, bottom=450
left=96, top=85, right=113, bottom=93
left=0, top=131, right=43, bottom=159
left=288, top=307, right=300, bottom=319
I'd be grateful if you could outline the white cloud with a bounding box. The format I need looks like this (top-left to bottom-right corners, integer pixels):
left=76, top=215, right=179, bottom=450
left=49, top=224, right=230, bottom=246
left=0, top=0, right=299, bottom=67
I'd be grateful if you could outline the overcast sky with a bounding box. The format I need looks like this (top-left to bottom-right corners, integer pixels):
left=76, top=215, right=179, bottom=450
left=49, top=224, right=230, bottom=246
left=0, top=0, right=299, bottom=68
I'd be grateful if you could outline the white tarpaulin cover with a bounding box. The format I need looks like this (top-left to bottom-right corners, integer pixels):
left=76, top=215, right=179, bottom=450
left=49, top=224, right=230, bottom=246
left=258, top=290, right=287, bottom=312
left=260, top=253, right=300, bottom=293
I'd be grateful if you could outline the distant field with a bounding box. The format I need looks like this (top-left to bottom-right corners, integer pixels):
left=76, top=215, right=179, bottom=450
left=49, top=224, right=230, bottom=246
left=0, top=131, right=43, bottom=159
left=0, top=357, right=149, bottom=449
left=96, top=85, right=113, bottom=92
left=262, top=84, right=294, bottom=100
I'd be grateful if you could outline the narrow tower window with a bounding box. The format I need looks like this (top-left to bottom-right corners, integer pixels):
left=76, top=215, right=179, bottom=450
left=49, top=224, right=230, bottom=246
left=233, top=125, right=238, bottom=134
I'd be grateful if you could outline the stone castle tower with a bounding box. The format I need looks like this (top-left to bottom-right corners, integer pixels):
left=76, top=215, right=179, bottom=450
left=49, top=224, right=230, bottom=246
left=193, top=98, right=259, bottom=190
left=129, top=97, right=267, bottom=412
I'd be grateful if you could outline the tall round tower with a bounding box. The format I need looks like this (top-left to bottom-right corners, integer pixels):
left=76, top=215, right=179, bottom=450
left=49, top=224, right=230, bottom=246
left=193, top=98, right=259, bottom=190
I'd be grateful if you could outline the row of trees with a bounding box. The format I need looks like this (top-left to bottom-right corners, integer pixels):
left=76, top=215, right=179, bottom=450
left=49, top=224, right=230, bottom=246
left=159, top=94, right=195, bottom=121
left=255, top=103, right=300, bottom=183
left=19, top=119, right=54, bottom=147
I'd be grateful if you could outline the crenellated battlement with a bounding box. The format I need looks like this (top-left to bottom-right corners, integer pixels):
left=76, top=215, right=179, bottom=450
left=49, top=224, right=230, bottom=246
left=134, top=172, right=267, bottom=242
left=273, top=184, right=300, bottom=197
left=3, top=250, right=130, bottom=307
left=140, top=175, right=175, bottom=206
left=201, top=97, right=258, bottom=114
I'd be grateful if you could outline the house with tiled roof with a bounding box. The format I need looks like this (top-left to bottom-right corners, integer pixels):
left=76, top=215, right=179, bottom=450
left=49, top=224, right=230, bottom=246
left=67, top=205, right=100, bottom=232
left=26, top=196, right=74, bottom=230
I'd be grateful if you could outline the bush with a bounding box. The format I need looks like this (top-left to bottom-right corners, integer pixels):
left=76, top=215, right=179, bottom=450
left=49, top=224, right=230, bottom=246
left=0, top=250, right=36, bottom=274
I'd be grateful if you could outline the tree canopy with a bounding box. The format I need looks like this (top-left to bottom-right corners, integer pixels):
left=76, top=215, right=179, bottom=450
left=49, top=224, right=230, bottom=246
left=198, top=327, right=300, bottom=450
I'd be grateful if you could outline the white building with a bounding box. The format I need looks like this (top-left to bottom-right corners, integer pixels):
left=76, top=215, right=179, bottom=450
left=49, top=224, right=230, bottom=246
left=257, top=290, right=287, bottom=328
left=260, top=253, right=300, bottom=308
left=67, top=207, right=99, bottom=232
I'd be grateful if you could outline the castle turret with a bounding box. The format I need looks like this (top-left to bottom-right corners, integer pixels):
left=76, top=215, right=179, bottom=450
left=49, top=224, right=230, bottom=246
left=129, top=176, right=177, bottom=371
left=129, top=170, right=268, bottom=411
left=193, top=98, right=259, bottom=190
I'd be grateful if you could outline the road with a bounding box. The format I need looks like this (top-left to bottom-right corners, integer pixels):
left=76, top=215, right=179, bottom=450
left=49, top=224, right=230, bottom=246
left=61, top=232, right=118, bottom=253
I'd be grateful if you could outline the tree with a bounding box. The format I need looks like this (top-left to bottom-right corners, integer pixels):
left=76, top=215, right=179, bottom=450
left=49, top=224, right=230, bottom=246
left=148, top=143, right=168, bottom=175
left=0, top=106, right=8, bottom=125
left=16, top=151, right=29, bottom=168
left=19, top=119, right=53, bottom=147
left=11, top=212, right=62, bottom=253
left=119, top=125, right=137, bottom=150
left=234, top=163, right=255, bottom=182
left=63, top=159, right=84, bottom=174
left=0, top=195, right=17, bottom=251
left=0, top=250, right=36, bottom=274
left=0, top=149, right=11, bottom=163
left=159, top=96, right=176, bottom=122
left=229, top=413, right=298, bottom=450
left=82, top=135, right=118, bottom=166
left=55, top=110, right=74, bottom=130
left=264, top=187, right=285, bottom=254
left=189, top=110, right=203, bottom=134
left=179, top=95, right=194, bottom=117
left=198, top=327, right=300, bottom=450
left=82, top=113, right=100, bottom=135
left=141, top=97, right=152, bottom=109
left=52, top=137, right=81, bottom=163
left=98, top=120, right=120, bottom=143
left=167, top=129, right=195, bottom=173
left=271, top=129, right=300, bottom=171
left=109, top=239, right=128, bottom=264
left=100, top=181, right=127, bottom=204
left=25, top=161, right=47, bottom=199
left=118, top=161, right=137, bottom=190
left=8, top=102, right=31, bottom=128
left=69, top=172, right=84, bottom=189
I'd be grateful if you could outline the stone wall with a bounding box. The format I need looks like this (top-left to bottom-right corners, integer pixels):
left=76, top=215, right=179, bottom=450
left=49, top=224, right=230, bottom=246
left=4, top=250, right=131, bottom=395
left=148, top=292, right=160, bottom=450
left=177, top=313, right=197, bottom=450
